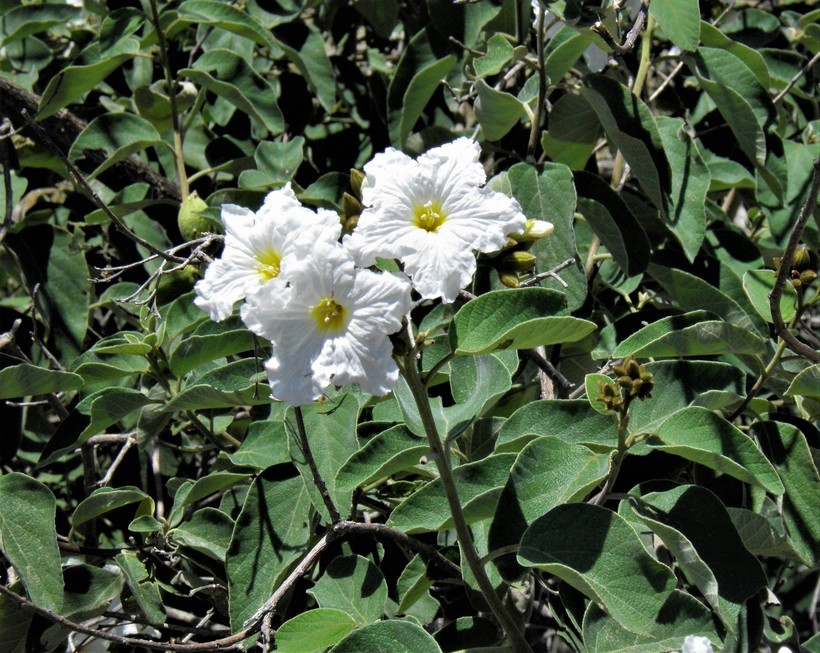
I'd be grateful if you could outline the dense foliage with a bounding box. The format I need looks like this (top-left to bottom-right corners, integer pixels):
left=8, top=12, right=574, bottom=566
left=0, top=0, right=818, bottom=652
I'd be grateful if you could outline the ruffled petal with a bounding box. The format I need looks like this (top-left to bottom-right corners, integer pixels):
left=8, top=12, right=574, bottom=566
left=194, top=258, right=260, bottom=322
left=400, top=232, right=477, bottom=302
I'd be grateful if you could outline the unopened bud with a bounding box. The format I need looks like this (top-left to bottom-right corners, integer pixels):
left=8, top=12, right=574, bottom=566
left=792, top=246, right=811, bottom=271
left=350, top=169, right=365, bottom=198
left=177, top=191, right=211, bottom=241
left=499, top=271, right=520, bottom=288
left=342, top=192, right=362, bottom=219
left=502, top=251, right=537, bottom=273
left=799, top=270, right=816, bottom=285
left=509, top=219, right=555, bottom=243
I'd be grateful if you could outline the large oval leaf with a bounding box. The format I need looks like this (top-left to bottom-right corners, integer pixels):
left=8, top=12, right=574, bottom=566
left=449, top=288, right=596, bottom=355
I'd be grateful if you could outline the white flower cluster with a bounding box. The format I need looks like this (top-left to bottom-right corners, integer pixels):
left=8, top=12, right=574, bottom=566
left=194, top=138, right=538, bottom=405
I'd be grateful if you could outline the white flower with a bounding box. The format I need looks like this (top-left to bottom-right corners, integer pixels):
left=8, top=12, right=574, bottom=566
left=344, top=138, right=526, bottom=303
left=682, top=635, right=714, bottom=653
left=241, top=240, right=412, bottom=406
left=194, top=184, right=341, bottom=321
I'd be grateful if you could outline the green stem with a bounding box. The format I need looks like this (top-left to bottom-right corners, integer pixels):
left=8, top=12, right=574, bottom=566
left=400, top=354, right=533, bottom=653
left=592, top=411, right=630, bottom=506
left=148, top=0, right=189, bottom=199
left=526, top=3, right=547, bottom=162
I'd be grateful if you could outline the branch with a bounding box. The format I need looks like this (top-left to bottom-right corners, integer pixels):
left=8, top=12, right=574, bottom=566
left=591, top=1, right=650, bottom=56
left=294, top=406, right=342, bottom=523
left=769, top=159, right=820, bottom=364
left=333, top=520, right=462, bottom=578
left=521, top=349, right=574, bottom=398
left=0, top=77, right=180, bottom=202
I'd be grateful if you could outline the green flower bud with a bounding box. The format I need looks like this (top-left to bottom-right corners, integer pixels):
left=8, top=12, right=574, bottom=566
left=177, top=191, right=211, bottom=241
left=350, top=168, right=366, bottom=198
left=502, top=251, right=537, bottom=273
left=499, top=271, right=521, bottom=288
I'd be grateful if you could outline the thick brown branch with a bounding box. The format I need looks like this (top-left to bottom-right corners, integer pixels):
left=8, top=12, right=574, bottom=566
left=0, top=76, right=180, bottom=202
left=592, top=1, right=650, bottom=55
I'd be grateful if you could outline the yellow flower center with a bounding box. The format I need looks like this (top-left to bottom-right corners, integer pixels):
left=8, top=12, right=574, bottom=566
left=310, top=297, right=347, bottom=332
left=256, top=247, right=282, bottom=282
left=412, top=200, right=446, bottom=233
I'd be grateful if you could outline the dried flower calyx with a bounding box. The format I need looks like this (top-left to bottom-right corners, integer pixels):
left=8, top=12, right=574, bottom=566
left=611, top=355, right=654, bottom=400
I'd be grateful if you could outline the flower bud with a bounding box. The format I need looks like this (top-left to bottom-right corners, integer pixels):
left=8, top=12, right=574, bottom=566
left=342, top=192, right=362, bottom=219
left=499, top=271, right=521, bottom=288
left=502, top=251, right=537, bottom=273
left=177, top=191, right=211, bottom=241
left=799, top=270, right=816, bottom=285
left=509, top=219, right=555, bottom=243
left=350, top=168, right=365, bottom=198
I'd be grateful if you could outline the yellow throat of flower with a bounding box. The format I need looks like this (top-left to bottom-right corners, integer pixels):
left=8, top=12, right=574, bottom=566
left=256, top=247, right=282, bottom=282
left=412, top=200, right=446, bottom=233
left=311, top=297, right=347, bottom=332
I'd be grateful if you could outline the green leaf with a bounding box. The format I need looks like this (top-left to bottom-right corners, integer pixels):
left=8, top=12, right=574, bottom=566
left=69, top=113, right=170, bottom=180
left=0, top=474, right=63, bottom=614
left=397, top=554, right=438, bottom=618
left=168, top=508, right=234, bottom=562
left=648, top=264, right=757, bottom=332
left=61, top=563, right=123, bottom=620
left=699, top=22, right=770, bottom=88
left=1, top=4, right=82, bottom=45
left=785, top=365, right=820, bottom=399
left=502, top=162, right=587, bottom=310
left=0, top=586, right=33, bottom=653
left=387, top=29, right=455, bottom=147
left=753, top=421, right=820, bottom=565
left=628, top=360, right=746, bottom=434
left=99, top=7, right=145, bottom=53
left=70, top=353, right=151, bottom=384
left=47, top=229, right=91, bottom=351
left=114, top=551, right=165, bottom=626
left=544, top=26, right=595, bottom=83
left=473, top=33, right=515, bottom=77
left=489, top=437, right=610, bottom=580
left=655, top=117, right=710, bottom=260
left=583, top=591, right=720, bottom=653
left=575, top=172, right=650, bottom=276
left=275, top=608, right=357, bottom=653
left=179, top=49, right=284, bottom=135
left=495, top=399, right=616, bottom=454
left=73, top=486, right=155, bottom=529
left=586, top=373, right=614, bottom=414
left=475, top=79, right=526, bottom=141
left=38, top=39, right=140, bottom=120
left=165, top=359, right=269, bottom=412
left=648, top=407, right=785, bottom=495
left=0, top=363, right=83, bottom=399
left=308, top=555, right=387, bottom=626
left=649, top=0, right=700, bottom=51
left=612, top=310, right=765, bottom=358
left=169, top=316, right=255, bottom=376
left=518, top=503, right=677, bottom=635
left=76, top=387, right=156, bottom=440
left=449, top=288, right=596, bottom=356
left=177, top=0, right=280, bottom=51
left=742, top=269, right=797, bottom=324
left=89, top=332, right=153, bottom=356
left=335, top=425, right=427, bottom=503
left=542, top=93, right=602, bottom=170
left=581, top=74, right=670, bottom=212
left=227, top=472, right=311, bottom=630
left=223, top=416, right=291, bottom=470
left=688, top=48, right=773, bottom=165
left=629, top=485, right=767, bottom=625
left=330, top=619, right=443, bottom=653
left=239, top=138, right=305, bottom=189
left=727, top=508, right=796, bottom=559
left=387, top=453, right=516, bottom=534
left=287, top=394, right=361, bottom=520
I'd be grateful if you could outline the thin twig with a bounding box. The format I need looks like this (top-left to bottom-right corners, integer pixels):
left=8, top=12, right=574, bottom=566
left=520, top=258, right=576, bottom=287
left=333, top=520, right=462, bottom=578
left=526, top=3, right=547, bottom=162
left=294, top=406, right=342, bottom=523
left=773, top=51, right=820, bottom=106
left=19, top=111, right=185, bottom=264
left=591, top=1, right=649, bottom=56
left=769, top=159, right=820, bottom=364
left=521, top=349, right=574, bottom=398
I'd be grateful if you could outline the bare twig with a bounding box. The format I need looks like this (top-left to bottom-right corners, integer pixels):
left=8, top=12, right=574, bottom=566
left=773, top=52, right=820, bottom=106
left=294, top=406, right=341, bottom=523
left=526, top=3, right=548, bottom=161
left=591, top=1, right=650, bottom=56
left=333, top=520, right=462, bottom=578
left=20, top=111, right=186, bottom=265
left=521, top=349, right=574, bottom=398
left=520, top=258, right=576, bottom=287
left=769, top=159, right=820, bottom=364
